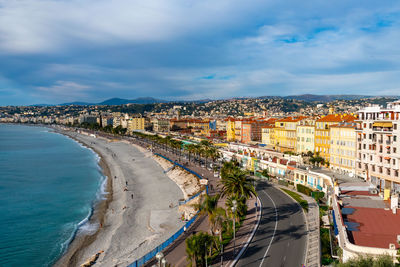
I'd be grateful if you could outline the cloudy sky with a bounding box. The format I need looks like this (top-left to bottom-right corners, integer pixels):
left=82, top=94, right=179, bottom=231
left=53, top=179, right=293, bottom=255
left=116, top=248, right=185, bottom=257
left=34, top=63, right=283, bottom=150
left=0, top=0, right=400, bottom=105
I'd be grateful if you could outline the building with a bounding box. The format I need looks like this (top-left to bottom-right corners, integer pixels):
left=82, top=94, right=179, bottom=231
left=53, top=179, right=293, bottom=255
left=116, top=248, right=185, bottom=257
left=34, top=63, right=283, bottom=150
left=101, top=116, right=113, bottom=127
left=127, top=117, right=145, bottom=133
left=356, top=101, right=400, bottom=193
left=296, top=119, right=315, bottom=154
left=274, top=116, right=307, bottom=153
left=330, top=122, right=357, bottom=176
left=226, top=118, right=236, bottom=141
left=152, top=118, right=170, bottom=132
left=261, top=125, right=275, bottom=148
left=315, top=114, right=355, bottom=162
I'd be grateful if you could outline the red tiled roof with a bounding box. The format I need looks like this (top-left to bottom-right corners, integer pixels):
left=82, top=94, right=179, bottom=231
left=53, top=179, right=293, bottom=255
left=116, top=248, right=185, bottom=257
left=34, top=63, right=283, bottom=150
left=346, top=206, right=400, bottom=249
left=317, top=114, right=356, bottom=123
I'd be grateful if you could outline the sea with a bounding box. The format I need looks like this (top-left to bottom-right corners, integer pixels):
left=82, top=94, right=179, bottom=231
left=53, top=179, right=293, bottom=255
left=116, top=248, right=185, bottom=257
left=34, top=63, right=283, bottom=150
left=0, top=124, right=106, bottom=267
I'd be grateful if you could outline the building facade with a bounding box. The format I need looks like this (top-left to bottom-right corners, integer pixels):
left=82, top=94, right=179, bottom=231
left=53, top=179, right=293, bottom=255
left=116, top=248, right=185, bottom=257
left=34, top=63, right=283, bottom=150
left=330, top=123, right=357, bottom=176
left=356, top=101, right=400, bottom=192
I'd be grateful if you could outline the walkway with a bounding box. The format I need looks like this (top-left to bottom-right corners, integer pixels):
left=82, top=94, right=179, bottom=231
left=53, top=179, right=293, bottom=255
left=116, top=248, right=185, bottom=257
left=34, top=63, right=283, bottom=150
left=125, top=135, right=261, bottom=267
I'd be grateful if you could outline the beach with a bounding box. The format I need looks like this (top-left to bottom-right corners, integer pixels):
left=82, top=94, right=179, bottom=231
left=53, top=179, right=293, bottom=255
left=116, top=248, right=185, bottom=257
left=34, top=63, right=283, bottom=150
left=56, top=130, right=186, bottom=267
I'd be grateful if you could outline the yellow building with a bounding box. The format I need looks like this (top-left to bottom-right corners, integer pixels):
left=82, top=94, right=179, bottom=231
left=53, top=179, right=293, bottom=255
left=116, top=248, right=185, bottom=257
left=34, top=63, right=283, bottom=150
left=274, top=117, right=307, bottom=153
left=329, top=123, right=357, bottom=175
left=127, top=117, right=145, bottom=133
left=226, top=118, right=236, bottom=141
left=296, top=119, right=315, bottom=154
left=315, top=114, right=355, bottom=162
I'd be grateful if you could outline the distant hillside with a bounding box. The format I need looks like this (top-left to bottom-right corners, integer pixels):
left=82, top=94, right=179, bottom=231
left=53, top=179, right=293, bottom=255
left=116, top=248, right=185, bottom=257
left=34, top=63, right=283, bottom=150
left=59, top=101, right=93, bottom=106
left=282, top=94, right=374, bottom=102
left=99, top=97, right=165, bottom=105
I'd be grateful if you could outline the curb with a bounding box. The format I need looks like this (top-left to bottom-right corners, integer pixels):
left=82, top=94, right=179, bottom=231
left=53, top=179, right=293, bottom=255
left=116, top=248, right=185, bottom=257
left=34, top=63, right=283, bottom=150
left=228, top=196, right=262, bottom=267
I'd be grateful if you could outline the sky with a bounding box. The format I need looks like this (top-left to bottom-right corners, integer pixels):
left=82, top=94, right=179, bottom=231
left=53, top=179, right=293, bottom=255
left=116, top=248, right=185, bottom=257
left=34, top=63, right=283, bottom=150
left=1, top=0, right=400, bottom=105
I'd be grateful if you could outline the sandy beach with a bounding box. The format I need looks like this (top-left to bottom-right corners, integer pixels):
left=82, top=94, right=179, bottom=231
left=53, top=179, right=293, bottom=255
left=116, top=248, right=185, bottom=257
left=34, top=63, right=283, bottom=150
left=56, top=130, right=186, bottom=267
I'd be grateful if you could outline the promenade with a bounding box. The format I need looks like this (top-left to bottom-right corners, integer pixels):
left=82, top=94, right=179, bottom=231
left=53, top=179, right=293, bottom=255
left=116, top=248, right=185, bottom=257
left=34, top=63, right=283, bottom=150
left=127, top=135, right=261, bottom=267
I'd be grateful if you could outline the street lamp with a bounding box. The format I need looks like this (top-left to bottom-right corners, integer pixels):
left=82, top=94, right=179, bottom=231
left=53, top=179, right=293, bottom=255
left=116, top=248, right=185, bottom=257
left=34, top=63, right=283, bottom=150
left=155, top=252, right=164, bottom=267
left=231, top=199, right=237, bottom=256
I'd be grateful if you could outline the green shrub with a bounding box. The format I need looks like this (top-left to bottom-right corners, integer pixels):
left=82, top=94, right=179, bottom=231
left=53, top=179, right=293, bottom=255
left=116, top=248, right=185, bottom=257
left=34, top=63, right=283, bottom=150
left=296, top=184, right=313, bottom=196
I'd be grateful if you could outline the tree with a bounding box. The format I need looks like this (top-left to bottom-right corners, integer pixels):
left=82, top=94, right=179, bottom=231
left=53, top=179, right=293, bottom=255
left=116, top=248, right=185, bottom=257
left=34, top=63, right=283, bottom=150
left=333, top=255, right=394, bottom=267
left=220, top=167, right=257, bottom=201
left=186, top=232, right=216, bottom=267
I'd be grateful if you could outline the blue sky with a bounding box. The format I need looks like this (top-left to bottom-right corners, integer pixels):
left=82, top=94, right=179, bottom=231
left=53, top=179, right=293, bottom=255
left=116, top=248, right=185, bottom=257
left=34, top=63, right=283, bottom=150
left=0, top=0, right=400, bottom=105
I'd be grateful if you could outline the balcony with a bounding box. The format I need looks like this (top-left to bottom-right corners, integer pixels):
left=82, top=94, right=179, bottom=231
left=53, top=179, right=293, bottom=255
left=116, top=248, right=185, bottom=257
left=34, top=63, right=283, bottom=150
left=372, top=127, right=393, bottom=132
left=386, top=140, right=392, bottom=145
left=378, top=140, right=383, bottom=144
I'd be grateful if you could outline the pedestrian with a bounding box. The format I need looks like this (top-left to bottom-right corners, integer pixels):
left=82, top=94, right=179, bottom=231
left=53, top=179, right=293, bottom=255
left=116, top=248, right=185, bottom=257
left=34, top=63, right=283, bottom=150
left=131, top=194, right=133, bottom=199
left=126, top=181, right=128, bottom=186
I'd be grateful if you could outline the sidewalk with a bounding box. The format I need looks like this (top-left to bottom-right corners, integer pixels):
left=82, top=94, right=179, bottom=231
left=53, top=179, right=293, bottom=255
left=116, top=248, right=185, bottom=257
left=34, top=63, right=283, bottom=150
left=274, top=183, right=320, bottom=267
left=134, top=140, right=260, bottom=267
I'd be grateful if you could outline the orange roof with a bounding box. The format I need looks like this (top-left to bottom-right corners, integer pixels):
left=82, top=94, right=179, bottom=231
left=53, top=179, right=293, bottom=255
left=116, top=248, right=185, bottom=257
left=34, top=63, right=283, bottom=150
left=276, top=116, right=307, bottom=123
left=317, top=114, right=356, bottom=123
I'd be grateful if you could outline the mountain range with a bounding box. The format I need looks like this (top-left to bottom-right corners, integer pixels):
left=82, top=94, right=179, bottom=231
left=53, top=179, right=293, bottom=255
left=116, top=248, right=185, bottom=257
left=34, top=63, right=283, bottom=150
left=31, top=94, right=400, bottom=106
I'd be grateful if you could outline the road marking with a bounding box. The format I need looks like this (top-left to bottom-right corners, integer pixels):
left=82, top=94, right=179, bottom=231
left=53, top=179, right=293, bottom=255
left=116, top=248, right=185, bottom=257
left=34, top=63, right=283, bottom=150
left=287, top=242, right=290, bottom=247
left=259, top=189, right=278, bottom=267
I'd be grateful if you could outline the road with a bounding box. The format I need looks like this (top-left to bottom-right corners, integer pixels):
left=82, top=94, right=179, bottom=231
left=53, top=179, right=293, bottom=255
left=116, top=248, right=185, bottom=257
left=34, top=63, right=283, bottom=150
left=236, top=181, right=307, bottom=267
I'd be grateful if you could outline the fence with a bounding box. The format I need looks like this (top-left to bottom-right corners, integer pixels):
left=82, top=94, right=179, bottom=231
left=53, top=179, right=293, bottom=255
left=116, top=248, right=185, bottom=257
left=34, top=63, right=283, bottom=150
left=128, top=214, right=198, bottom=267
left=127, top=153, right=208, bottom=267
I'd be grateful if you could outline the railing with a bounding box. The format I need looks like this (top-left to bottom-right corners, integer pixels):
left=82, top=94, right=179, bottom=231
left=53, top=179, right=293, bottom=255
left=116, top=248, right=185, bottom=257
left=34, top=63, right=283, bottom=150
left=128, top=153, right=209, bottom=267
left=128, top=214, right=199, bottom=267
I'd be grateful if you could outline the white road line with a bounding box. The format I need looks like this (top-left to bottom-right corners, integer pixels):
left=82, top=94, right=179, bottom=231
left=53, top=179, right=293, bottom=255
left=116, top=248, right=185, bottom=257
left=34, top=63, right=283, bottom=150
left=259, top=189, right=278, bottom=267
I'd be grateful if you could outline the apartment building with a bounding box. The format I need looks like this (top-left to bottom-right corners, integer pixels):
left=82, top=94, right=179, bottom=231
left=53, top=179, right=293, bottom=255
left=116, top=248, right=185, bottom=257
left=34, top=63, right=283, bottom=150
left=152, top=118, right=170, bottom=132
left=330, top=122, right=357, bottom=176
left=127, top=117, right=145, bottom=133
left=261, top=125, right=275, bottom=148
left=226, top=118, right=236, bottom=141
left=296, top=119, right=315, bottom=154
left=315, top=114, right=355, bottom=162
left=356, top=101, right=400, bottom=193
left=274, top=116, right=307, bottom=153
left=241, top=120, right=272, bottom=144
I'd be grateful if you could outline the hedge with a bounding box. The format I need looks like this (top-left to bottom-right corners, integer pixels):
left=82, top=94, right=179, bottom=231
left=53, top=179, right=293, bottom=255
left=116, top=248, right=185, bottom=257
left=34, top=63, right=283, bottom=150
left=296, top=184, right=313, bottom=196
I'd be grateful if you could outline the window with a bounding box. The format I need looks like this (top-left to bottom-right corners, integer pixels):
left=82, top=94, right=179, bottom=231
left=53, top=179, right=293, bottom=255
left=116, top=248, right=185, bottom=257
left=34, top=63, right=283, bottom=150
left=394, top=124, right=397, bottom=130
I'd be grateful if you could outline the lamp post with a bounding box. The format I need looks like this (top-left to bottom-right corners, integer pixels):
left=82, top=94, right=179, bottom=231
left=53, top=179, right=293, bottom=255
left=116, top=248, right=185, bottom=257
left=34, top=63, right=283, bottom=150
left=231, top=199, right=237, bottom=256
left=155, top=252, right=164, bottom=267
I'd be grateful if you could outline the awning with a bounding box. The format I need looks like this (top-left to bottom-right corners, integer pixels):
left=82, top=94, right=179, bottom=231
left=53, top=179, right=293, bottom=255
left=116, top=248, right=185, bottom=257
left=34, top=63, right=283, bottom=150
left=373, top=122, right=393, bottom=127
left=384, top=157, right=391, bottom=160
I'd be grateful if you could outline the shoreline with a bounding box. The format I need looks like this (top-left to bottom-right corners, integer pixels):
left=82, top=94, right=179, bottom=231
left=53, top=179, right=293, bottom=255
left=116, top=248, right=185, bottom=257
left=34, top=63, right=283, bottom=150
left=54, top=130, right=114, bottom=267
left=54, top=128, right=185, bottom=266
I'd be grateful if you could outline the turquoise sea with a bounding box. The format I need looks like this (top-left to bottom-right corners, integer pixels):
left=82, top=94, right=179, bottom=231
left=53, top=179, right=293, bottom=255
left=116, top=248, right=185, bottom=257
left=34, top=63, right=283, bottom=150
left=0, top=124, right=105, bottom=267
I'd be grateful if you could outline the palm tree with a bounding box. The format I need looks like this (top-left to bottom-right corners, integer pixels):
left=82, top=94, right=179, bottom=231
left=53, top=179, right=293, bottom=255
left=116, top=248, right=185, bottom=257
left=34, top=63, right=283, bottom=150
left=209, top=207, right=226, bottom=241
left=220, top=168, right=257, bottom=200
left=186, top=231, right=215, bottom=267
left=193, top=194, right=220, bottom=223
left=185, top=144, right=196, bottom=162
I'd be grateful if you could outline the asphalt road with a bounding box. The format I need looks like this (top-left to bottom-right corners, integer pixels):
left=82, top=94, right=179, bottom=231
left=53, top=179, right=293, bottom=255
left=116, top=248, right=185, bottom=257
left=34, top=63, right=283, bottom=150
left=236, top=181, right=307, bottom=267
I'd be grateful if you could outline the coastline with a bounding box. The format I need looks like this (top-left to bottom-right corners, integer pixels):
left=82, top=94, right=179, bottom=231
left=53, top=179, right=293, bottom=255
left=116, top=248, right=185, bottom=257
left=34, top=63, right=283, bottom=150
left=54, top=130, right=113, bottom=267
left=54, top=128, right=185, bottom=267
